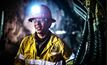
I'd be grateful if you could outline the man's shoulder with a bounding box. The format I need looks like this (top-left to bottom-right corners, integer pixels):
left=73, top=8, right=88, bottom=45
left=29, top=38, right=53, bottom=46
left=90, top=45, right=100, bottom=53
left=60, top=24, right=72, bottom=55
left=20, top=34, right=35, bottom=45
left=51, top=33, right=64, bottom=43
left=51, top=33, right=59, bottom=39
left=22, top=34, right=34, bottom=40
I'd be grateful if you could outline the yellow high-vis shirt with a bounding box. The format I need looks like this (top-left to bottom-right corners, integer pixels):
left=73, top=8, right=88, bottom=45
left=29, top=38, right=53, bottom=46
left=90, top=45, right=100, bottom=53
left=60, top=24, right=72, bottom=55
left=14, top=33, right=72, bottom=65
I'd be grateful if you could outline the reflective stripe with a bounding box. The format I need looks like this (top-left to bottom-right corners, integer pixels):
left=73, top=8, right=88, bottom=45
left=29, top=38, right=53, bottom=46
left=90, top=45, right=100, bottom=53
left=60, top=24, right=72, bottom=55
left=25, top=59, right=63, bottom=65
left=18, top=54, right=62, bottom=65
left=18, top=54, right=24, bottom=60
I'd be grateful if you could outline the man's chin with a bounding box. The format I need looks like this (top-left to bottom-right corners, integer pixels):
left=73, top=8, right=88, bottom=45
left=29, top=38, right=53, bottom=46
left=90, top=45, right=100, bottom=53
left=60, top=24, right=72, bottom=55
left=36, top=30, right=42, bottom=34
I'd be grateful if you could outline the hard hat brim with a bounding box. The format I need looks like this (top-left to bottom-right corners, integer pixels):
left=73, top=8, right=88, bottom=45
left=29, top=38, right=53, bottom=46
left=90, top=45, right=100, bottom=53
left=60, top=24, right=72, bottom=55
left=51, top=19, right=56, bottom=22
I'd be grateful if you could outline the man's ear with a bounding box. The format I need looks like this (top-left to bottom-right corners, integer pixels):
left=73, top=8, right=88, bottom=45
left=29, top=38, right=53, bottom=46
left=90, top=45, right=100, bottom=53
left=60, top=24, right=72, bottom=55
left=48, top=21, right=52, bottom=28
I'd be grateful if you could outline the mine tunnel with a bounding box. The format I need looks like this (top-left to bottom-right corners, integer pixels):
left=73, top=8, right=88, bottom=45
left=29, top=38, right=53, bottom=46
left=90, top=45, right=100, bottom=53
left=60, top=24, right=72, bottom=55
left=0, top=0, right=106, bottom=65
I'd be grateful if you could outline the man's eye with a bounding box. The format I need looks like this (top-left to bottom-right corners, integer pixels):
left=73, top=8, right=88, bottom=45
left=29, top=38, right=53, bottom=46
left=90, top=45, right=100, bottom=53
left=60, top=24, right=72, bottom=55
left=44, top=18, right=48, bottom=21
left=32, top=19, right=37, bottom=22
left=42, top=18, right=48, bottom=22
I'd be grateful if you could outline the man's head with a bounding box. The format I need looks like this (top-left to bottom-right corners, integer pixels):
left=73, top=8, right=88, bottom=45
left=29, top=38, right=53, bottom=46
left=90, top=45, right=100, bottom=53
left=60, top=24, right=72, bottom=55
left=28, top=4, right=55, bottom=34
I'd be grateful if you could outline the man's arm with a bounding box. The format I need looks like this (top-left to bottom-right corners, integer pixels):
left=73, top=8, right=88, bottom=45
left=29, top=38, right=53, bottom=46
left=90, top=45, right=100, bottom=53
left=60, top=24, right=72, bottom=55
left=14, top=36, right=28, bottom=65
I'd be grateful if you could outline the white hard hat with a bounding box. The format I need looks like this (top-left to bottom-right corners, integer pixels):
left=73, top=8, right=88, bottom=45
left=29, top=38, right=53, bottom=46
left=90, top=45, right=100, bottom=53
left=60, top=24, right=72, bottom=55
left=28, top=4, right=55, bottom=22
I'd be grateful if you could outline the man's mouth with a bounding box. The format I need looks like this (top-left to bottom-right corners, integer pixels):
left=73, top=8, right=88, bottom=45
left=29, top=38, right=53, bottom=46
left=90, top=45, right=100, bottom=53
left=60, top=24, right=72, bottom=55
left=36, top=27, right=42, bottom=31
left=37, top=28, right=41, bottom=30
left=35, top=25, right=42, bottom=31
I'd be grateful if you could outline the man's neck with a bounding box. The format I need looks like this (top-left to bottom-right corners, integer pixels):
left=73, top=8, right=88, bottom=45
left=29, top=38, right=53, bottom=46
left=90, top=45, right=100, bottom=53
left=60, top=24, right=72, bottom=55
left=37, top=31, right=50, bottom=39
left=37, top=33, right=46, bottom=39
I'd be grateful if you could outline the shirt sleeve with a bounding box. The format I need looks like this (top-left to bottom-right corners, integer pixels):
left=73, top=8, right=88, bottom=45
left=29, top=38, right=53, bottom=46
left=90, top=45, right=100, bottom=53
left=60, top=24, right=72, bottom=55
left=63, top=43, right=72, bottom=60
left=58, top=38, right=72, bottom=60
left=14, top=36, right=28, bottom=65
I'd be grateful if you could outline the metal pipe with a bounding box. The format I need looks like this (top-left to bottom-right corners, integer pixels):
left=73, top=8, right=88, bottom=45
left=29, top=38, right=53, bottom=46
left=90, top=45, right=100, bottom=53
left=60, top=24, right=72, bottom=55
left=0, top=11, right=4, bottom=37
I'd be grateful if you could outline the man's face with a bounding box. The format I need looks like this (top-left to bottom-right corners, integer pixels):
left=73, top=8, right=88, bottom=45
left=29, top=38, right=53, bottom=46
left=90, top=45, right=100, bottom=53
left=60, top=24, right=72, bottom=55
left=32, top=18, right=52, bottom=34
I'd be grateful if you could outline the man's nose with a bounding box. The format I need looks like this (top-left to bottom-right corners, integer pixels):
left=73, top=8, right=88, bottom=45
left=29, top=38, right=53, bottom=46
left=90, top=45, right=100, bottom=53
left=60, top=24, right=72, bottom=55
left=35, top=21, right=41, bottom=25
